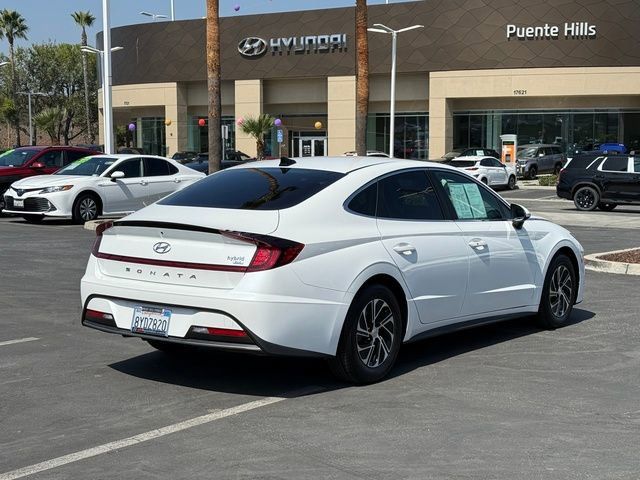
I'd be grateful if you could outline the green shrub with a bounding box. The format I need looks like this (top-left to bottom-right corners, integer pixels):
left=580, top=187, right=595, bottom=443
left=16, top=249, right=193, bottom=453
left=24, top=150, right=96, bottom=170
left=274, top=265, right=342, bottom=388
left=538, top=175, right=558, bottom=186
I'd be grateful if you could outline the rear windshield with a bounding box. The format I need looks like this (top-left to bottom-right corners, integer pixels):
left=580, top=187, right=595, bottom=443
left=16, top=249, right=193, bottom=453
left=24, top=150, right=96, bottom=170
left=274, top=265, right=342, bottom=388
left=160, top=167, right=345, bottom=210
left=448, top=160, right=477, bottom=168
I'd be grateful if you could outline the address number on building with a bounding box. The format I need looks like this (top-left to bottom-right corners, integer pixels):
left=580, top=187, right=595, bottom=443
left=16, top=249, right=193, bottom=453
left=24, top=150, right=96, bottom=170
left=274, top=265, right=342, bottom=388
left=513, top=90, right=528, bottom=96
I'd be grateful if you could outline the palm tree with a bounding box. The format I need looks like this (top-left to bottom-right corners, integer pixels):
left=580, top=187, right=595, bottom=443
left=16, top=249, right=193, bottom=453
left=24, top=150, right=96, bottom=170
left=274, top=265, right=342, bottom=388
left=35, top=107, right=64, bottom=145
left=206, top=0, right=222, bottom=173
left=239, top=114, right=274, bottom=160
left=71, top=10, right=96, bottom=143
left=0, top=9, right=28, bottom=147
left=355, top=0, right=369, bottom=157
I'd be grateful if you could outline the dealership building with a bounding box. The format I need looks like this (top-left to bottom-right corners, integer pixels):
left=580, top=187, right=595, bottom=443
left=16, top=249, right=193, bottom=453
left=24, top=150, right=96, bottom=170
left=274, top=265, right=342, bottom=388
left=98, top=0, right=640, bottom=159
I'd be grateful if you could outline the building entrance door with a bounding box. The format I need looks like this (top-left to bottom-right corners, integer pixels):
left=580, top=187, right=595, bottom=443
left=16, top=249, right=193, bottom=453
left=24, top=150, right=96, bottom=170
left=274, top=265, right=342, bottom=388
left=298, top=137, right=327, bottom=157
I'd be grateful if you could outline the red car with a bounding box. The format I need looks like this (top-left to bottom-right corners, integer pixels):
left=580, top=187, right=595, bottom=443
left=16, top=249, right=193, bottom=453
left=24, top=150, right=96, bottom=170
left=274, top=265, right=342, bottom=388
left=0, top=146, right=96, bottom=210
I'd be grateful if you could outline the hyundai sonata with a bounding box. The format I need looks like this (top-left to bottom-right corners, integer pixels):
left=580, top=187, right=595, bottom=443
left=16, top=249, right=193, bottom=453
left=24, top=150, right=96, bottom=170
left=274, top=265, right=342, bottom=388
left=81, top=157, right=585, bottom=383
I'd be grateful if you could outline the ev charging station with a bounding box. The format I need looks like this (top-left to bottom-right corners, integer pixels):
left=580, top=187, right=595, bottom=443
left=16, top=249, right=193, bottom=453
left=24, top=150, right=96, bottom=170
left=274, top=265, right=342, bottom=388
left=500, top=134, right=518, bottom=165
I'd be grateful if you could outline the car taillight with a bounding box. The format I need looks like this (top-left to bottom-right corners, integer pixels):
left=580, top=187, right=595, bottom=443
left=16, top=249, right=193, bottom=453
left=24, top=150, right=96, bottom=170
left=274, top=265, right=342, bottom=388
left=222, top=231, right=304, bottom=272
left=92, top=221, right=114, bottom=256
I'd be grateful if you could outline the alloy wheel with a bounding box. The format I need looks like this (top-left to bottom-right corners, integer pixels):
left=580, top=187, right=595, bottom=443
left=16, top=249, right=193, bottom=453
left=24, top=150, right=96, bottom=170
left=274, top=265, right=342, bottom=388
left=549, top=265, right=573, bottom=318
left=575, top=189, right=596, bottom=210
left=356, top=298, right=395, bottom=368
left=79, top=197, right=97, bottom=221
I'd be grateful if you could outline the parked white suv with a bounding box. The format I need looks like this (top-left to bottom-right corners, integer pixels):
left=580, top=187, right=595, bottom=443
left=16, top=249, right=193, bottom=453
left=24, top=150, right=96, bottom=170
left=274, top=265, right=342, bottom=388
left=447, top=156, right=517, bottom=190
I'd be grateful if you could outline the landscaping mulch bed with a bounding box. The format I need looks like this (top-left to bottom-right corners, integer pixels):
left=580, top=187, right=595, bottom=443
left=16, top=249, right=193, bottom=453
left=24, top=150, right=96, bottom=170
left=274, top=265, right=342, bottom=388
left=599, top=248, right=640, bottom=264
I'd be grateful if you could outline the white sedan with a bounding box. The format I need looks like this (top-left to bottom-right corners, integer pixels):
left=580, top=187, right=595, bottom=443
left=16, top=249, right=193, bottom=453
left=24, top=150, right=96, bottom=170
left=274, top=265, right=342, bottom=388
left=81, top=157, right=584, bottom=383
left=2, top=154, right=205, bottom=223
left=447, top=155, right=517, bottom=190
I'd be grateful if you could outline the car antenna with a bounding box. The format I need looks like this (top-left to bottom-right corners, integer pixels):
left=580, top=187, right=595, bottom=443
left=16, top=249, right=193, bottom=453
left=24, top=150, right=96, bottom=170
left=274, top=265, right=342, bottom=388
left=279, top=156, right=296, bottom=167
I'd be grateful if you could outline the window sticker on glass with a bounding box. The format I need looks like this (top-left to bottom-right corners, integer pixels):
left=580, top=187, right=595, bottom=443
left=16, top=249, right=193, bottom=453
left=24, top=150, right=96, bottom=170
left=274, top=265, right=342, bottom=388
left=447, top=183, right=487, bottom=219
left=66, top=156, right=92, bottom=169
left=463, top=183, right=487, bottom=219
left=448, top=184, right=474, bottom=219
left=475, top=150, right=483, bottom=156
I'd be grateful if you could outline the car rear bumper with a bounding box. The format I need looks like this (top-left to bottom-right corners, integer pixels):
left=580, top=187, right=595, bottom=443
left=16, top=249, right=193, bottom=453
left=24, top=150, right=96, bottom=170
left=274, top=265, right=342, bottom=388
left=81, top=256, right=349, bottom=357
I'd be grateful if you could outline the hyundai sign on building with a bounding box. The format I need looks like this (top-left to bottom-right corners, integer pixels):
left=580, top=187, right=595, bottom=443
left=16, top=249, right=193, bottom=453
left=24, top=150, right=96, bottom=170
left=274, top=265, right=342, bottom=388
left=97, top=0, right=640, bottom=159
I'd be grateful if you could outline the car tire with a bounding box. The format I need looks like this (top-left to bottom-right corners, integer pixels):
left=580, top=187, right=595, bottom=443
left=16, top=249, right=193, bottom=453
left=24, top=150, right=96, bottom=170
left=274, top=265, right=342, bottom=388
left=536, top=254, right=577, bottom=329
left=507, top=175, right=517, bottom=190
left=597, top=203, right=617, bottom=212
left=573, top=186, right=599, bottom=211
left=527, top=166, right=538, bottom=179
left=72, top=193, right=100, bottom=224
left=329, top=284, right=403, bottom=384
left=22, top=215, right=44, bottom=224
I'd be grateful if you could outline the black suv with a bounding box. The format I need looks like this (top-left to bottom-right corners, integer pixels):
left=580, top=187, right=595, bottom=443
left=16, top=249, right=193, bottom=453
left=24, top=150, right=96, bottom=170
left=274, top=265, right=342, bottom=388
left=556, top=154, right=640, bottom=211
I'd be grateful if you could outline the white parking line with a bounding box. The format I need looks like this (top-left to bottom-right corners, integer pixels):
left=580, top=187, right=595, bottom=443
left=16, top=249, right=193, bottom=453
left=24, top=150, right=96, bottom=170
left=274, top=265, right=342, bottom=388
left=0, top=390, right=317, bottom=480
left=0, top=337, right=39, bottom=347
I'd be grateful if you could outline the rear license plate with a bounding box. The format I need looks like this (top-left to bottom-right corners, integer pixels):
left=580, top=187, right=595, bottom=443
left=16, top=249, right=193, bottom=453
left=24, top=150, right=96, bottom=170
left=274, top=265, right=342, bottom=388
left=14, top=199, right=24, bottom=208
left=131, top=306, right=171, bottom=337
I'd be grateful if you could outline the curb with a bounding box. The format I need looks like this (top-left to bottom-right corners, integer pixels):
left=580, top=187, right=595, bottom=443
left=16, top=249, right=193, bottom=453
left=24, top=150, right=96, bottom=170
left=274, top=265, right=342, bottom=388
left=584, top=248, right=640, bottom=275
left=83, top=219, right=110, bottom=232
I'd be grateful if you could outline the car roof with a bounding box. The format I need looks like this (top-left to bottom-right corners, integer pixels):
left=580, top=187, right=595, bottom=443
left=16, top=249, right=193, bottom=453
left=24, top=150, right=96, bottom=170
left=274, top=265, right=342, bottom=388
left=231, top=156, right=459, bottom=174
left=450, top=156, right=484, bottom=160
left=519, top=144, right=558, bottom=148
left=89, top=154, right=166, bottom=160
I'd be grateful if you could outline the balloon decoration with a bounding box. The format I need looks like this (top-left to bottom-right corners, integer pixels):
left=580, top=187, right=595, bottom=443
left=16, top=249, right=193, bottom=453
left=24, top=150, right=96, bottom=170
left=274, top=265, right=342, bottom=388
left=164, top=119, right=172, bottom=126
left=128, top=123, right=136, bottom=132
left=236, top=117, right=244, bottom=126
left=198, top=118, right=206, bottom=127
left=314, top=121, right=323, bottom=130
left=274, top=118, right=282, bottom=127
left=234, top=4, right=240, bottom=11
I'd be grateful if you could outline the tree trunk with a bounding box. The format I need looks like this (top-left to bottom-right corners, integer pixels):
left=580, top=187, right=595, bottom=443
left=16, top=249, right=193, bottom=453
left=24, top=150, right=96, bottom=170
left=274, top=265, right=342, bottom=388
left=9, top=42, right=21, bottom=147
left=206, top=0, right=222, bottom=173
left=81, top=28, right=93, bottom=143
left=355, top=0, right=369, bottom=157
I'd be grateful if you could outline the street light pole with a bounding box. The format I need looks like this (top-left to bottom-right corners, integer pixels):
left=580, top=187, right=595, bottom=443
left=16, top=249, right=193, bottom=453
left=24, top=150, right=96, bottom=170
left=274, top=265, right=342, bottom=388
left=102, top=0, right=114, bottom=154
left=368, top=23, right=424, bottom=157
left=80, top=44, right=124, bottom=152
left=170, top=0, right=175, bottom=21
left=17, top=91, right=46, bottom=145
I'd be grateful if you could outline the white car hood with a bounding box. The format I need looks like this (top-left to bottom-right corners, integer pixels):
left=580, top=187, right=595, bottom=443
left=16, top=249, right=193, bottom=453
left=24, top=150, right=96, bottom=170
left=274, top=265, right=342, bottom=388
left=11, top=175, right=95, bottom=189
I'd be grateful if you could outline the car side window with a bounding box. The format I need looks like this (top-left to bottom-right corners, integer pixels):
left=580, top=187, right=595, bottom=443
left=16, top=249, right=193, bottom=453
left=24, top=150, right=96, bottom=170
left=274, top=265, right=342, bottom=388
left=115, top=158, right=142, bottom=178
left=488, top=158, right=503, bottom=168
left=480, top=158, right=492, bottom=167
left=40, top=150, right=64, bottom=167
left=601, top=157, right=628, bottom=172
left=433, top=170, right=508, bottom=221
left=144, top=157, right=178, bottom=176
left=634, top=158, right=640, bottom=173
left=348, top=182, right=377, bottom=217
left=377, top=170, right=443, bottom=221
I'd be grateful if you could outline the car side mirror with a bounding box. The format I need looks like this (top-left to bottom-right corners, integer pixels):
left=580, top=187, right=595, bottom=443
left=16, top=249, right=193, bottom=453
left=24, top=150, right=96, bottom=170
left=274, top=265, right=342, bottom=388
left=538, top=153, right=545, bottom=157
left=511, top=203, right=531, bottom=230
left=31, top=162, right=46, bottom=169
left=110, top=171, right=125, bottom=181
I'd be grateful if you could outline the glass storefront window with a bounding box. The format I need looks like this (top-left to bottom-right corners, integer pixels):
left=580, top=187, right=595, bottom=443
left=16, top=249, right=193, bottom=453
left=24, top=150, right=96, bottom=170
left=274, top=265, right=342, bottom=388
left=366, top=113, right=429, bottom=159
left=187, top=116, right=236, bottom=155
left=453, top=109, right=637, bottom=154
left=140, top=117, right=166, bottom=156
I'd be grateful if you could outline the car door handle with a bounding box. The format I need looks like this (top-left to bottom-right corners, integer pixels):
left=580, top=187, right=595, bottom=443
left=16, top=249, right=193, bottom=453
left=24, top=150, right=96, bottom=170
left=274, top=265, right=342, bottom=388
left=393, top=243, right=416, bottom=256
left=468, top=239, right=487, bottom=250
left=140, top=180, right=148, bottom=186
left=174, top=178, right=181, bottom=183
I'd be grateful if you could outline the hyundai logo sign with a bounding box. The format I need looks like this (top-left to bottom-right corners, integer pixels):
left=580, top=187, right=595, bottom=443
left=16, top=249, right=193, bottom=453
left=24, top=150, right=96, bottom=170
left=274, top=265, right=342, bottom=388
left=238, top=34, right=348, bottom=58
left=238, top=37, right=268, bottom=57
left=153, top=242, right=172, bottom=254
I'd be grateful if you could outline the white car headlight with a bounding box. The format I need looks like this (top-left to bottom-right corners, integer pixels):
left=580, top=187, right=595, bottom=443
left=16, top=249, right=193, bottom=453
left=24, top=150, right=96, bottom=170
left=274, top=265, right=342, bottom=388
left=40, top=185, right=73, bottom=194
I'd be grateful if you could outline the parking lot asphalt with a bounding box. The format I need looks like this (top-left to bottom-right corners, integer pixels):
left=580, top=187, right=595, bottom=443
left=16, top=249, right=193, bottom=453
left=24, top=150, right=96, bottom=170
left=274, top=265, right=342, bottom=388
left=1, top=195, right=639, bottom=479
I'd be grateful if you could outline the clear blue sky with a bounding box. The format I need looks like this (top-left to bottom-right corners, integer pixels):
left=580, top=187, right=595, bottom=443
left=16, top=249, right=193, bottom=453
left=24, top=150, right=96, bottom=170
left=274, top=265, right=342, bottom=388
left=0, top=0, right=408, bottom=55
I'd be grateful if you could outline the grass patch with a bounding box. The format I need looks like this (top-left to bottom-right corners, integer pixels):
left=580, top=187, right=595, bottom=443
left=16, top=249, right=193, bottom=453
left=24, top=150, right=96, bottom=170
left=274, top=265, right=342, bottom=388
left=538, top=174, right=558, bottom=186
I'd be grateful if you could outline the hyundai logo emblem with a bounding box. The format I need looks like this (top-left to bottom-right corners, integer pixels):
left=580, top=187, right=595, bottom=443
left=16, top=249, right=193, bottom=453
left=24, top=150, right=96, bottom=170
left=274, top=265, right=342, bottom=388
left=153, top=242, right=172, bottom=254
left=238, top=37, right=268, bottom=57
